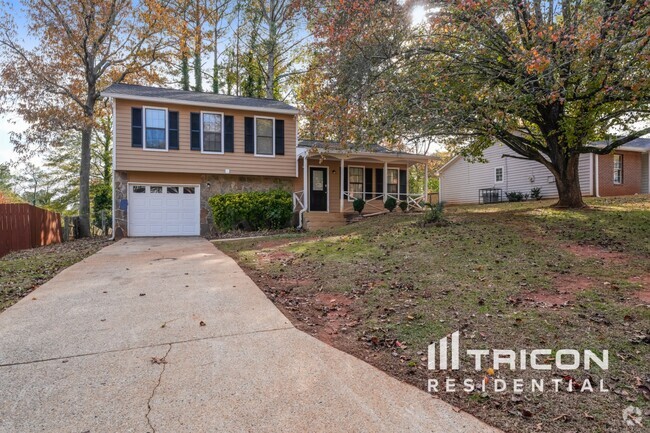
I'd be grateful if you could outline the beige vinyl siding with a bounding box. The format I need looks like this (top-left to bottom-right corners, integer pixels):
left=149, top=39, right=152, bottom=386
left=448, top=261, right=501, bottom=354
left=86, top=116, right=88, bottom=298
left=440, top=144, right=592, bottom=204
left=115, top=98, right=297, bottom=177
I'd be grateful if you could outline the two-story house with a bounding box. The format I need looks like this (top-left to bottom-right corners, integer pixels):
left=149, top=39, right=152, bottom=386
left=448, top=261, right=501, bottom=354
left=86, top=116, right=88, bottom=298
left=104, top=84, right=433, bottom=237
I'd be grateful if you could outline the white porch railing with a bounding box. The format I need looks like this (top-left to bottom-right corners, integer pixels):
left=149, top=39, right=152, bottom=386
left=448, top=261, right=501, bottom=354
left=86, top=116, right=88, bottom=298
left=344, top=192, right=428, bottom=212
left=293, top=190, right=306, bottom=211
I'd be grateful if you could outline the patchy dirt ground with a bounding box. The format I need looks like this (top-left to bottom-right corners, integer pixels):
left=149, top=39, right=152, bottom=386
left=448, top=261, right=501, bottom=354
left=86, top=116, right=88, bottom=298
left=219, top=196, right=650, bottom=433
left=0, top=238, right=112, bottom=312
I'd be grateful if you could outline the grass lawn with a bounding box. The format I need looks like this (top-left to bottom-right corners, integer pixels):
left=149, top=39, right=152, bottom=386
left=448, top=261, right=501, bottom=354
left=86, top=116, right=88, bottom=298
left=218, top=195, right=650, bottom=433
left=0, top=238, right=113, bottom=313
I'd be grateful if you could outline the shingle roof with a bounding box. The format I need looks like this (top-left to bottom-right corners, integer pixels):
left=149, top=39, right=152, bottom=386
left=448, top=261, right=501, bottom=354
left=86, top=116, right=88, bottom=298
left=590, top=137, right=650, bottom=151
left=102, top=83, right=298, bottom=114
left=298, top=139, right=392, bottom=153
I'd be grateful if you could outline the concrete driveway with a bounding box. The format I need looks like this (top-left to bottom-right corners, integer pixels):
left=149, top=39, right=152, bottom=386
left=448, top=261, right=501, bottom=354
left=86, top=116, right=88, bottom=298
left=0, top=238, right=499, bottom=433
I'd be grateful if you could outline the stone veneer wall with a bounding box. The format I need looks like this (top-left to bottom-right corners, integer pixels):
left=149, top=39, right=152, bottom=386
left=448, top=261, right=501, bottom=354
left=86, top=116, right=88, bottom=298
left=113, top=171, right=294, bottom=238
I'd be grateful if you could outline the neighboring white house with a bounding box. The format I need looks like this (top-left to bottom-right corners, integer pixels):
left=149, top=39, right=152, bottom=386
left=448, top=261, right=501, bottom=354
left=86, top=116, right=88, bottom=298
left=437, top=144, right=593, bottom=204
left=437, top=140, right=650, bottom=204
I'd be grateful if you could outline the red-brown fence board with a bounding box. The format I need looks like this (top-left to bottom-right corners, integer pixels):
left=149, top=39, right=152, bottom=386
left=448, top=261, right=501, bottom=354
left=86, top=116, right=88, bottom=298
left=0, top=204, right=62, bottom=257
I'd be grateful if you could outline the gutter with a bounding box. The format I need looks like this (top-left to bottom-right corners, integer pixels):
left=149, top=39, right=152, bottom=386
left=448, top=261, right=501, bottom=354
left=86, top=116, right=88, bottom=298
left=101, top=92, right=300, bottom=116
left=110, top=97, right=117, bottom=240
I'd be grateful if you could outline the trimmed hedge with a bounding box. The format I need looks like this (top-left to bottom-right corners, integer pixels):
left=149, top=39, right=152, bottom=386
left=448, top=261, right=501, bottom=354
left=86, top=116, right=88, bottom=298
left=209, top=189, right=293, bottom=232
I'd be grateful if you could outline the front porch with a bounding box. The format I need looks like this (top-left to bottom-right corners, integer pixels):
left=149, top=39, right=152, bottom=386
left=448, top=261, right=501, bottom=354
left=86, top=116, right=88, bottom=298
left=293, top=142, right=433, bottom=230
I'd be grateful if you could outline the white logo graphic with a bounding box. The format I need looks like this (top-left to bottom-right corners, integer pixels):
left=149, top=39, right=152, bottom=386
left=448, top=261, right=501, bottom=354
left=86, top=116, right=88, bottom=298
left=428, top=331, right=460, bottom=370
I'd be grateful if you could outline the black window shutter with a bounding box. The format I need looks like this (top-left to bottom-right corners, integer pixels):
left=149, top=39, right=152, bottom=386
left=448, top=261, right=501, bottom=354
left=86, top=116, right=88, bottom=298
left=375, top=168, right=384, bottom=197
left=131, top=108, right=143, bottom=148
left=399, top=169, right=407, bottom=200
left=365, top=168, right=373, bottom=200
left=190, top=112, right=201, bottom=151
left=275, top=119, right=285, bottom=155
left=343, top=167, right=348, bottom=200
left=244, top=117, right=254, bottom=154
left=168, top=111, right=179, bottom=150
left=224, top=115, right=234, bottom=153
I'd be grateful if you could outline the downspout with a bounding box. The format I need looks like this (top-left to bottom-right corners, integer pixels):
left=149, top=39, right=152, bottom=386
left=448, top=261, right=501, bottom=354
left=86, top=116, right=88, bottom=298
left=594, top=153, right=600, bottom=197
left=297, top=155, right=307, bottom=229
left=109, top=97, right=117, bottom=241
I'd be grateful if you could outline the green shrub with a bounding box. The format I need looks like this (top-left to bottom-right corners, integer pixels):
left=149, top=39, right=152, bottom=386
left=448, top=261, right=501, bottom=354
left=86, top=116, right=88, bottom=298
left=209, top=189, right=292, bottom=232
left=421, top=202, right=445, bottom=224
left=505, top=191, right=527, bottom=202
left=91, top=183, right=112, bottom=232
left=530, top=187, right=543, bottom=200
left=384, top=197, right=397, bottom=212
left=398, top=201, right=408, bottom=212
left=353, top=197, right=365, bottom=215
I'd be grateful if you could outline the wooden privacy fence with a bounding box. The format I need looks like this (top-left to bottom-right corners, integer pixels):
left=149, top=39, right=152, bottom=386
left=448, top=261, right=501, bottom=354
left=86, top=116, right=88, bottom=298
left=0, top=204, right=62, bottom=257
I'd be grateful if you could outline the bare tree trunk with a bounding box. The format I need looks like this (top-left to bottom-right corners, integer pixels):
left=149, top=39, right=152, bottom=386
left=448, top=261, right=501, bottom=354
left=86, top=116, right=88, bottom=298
left=266, top=47, right=274, bottom=99
left=553, top=154, right=586, bottom=208
left=78, top=125, right=92, bottom=237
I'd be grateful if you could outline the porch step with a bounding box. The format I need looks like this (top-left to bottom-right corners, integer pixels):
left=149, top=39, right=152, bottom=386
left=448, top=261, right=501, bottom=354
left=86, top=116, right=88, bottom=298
left=303, top=212, right=347, bottom=230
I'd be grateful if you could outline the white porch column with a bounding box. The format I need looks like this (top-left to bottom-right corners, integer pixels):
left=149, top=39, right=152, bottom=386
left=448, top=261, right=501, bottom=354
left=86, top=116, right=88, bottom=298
left=424, top=161, right=429, bottom=202
left=303, top=155, right=308, bottom=210
left=340, top=158, right=345, bottom=212
left=383, top=162, right=388, bottom=202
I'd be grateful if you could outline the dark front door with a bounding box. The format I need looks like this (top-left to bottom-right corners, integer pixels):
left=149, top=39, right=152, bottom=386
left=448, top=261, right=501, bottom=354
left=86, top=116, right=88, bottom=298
left=309, top=167, right=328, bottom=211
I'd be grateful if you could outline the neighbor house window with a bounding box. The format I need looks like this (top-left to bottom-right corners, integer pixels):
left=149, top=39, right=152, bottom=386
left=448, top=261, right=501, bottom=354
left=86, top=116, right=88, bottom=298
left=255, top=117, right=274, bottom=156
left=613, top=154, right=623, bottom=184
left=202, top=112, right=223, bottom=153
left=495, top=167, right=504, bottom=183
left=348, top=167, right=364, bottom=199
left=387, top=169, right=399, bottom=195
left=144, top=108, right=167, bottom=150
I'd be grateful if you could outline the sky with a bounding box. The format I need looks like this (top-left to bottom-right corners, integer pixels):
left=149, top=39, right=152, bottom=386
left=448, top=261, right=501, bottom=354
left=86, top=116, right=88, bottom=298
left=0, top=0, right=30, bottom=164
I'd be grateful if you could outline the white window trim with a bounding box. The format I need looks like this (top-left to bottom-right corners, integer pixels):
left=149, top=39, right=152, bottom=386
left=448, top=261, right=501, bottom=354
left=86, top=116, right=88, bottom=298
left=347, top=165, right=365, bottom=201
left=495, top=166, right=504, bottom=183
left=254, top=115, right=275, bottom=157
left=386, top=167, right=400, bottom=197
left=143, top=106, right=169, bottom=152
left=613, top=154, right=623, bottom=185
left=200, top=111, right=225, bottom=154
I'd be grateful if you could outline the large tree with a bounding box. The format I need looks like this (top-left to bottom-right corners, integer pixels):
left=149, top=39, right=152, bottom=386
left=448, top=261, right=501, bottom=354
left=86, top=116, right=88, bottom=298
left=303, top=0, right=650, bottom=208
left=0, top=0, right=168, bottom=236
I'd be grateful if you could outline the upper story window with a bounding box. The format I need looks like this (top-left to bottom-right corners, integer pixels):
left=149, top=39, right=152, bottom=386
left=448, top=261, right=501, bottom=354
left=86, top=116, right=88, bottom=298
left=348, top=167, right=364, bottom=199
left=202, top=112, right=223, bottom=153
left=613, top=154, right=623, bottom=184
left=255, top=117, right=275, bottom=156
left=387, top=169, right=399, bottom=194
left=144, top=107, right=167, bottom=150
left=495, top=167, right=504, bottom=183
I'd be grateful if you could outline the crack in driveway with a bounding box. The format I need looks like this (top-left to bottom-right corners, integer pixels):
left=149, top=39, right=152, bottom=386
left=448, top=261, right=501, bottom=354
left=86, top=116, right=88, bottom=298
left=146, top=343, right=173, bottom=433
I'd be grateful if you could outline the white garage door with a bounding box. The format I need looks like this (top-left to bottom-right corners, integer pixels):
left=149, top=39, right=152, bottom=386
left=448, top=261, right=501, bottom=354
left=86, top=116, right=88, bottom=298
left=128, top=184, right=200, bottom=237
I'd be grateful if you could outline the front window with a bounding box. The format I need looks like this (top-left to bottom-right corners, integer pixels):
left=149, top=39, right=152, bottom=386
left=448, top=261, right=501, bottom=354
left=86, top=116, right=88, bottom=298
left=495, top=167, right=504, bottom=183
left=613, top=154, right=623, bottom=184
left=348, top=167, right=364, bottom=199
left=202, top=113, right=223, bottom=153
left=387, top=169, right=399, bottom=195
left=144, top=108, right=167, bottom=150
left=255, top=117, right=274, bottom=156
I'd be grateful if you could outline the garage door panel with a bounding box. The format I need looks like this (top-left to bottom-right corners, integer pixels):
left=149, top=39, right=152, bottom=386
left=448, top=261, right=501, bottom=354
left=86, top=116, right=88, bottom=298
left=128, top=184, right=200, bottom=237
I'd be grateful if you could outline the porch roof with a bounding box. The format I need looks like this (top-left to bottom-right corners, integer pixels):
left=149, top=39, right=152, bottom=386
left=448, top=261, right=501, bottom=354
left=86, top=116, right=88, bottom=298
left=298, top=140, right=433, bottom=163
